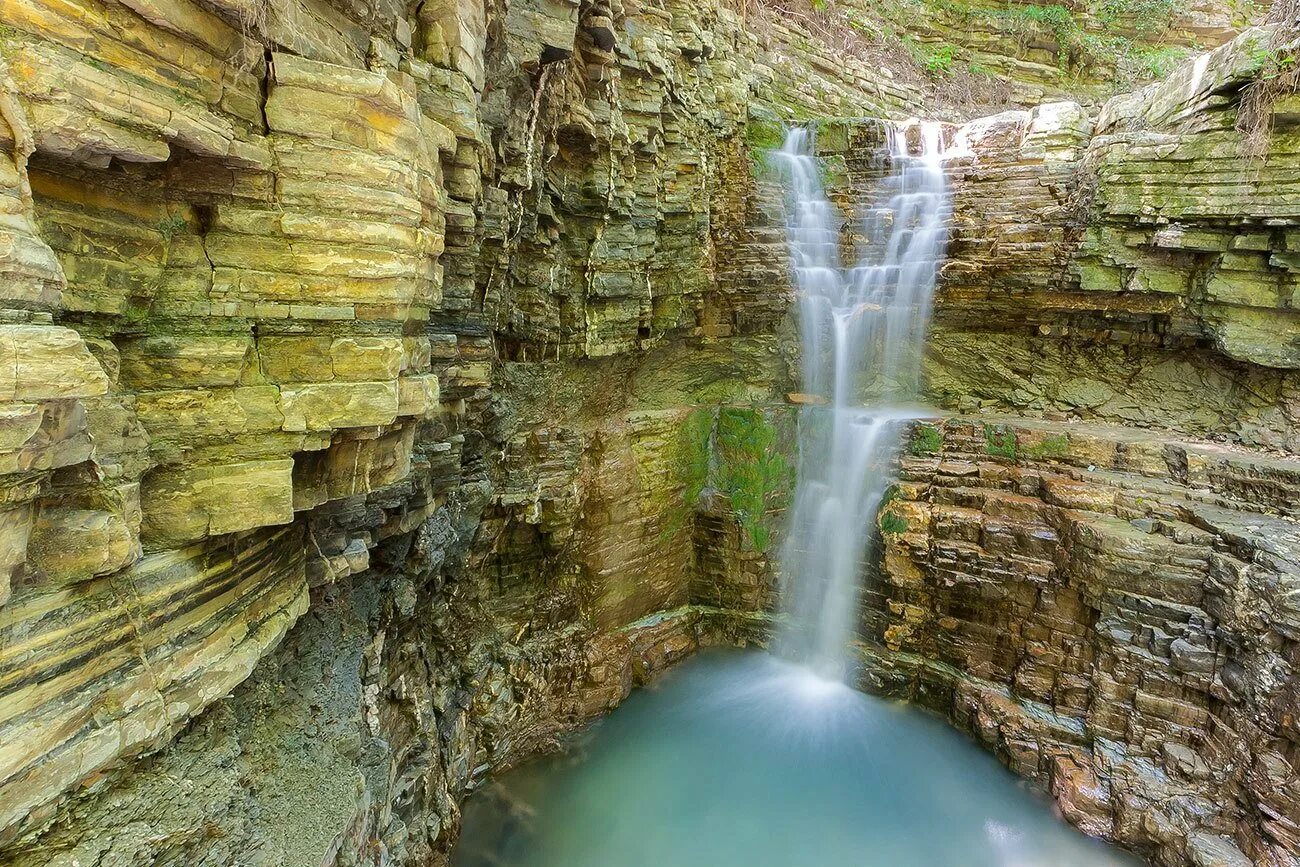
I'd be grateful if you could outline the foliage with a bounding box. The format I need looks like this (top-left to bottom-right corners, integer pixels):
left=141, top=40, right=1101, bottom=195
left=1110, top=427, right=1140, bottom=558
left=984, top=423, right=1017, bottom=460
left=1128, top=44, right=1191, bottom=79
left=909, top=423, right=943, bottom=456
left=1238, top=13, right=1300, bottom=157
left=923, top=42, right=957, bottom=75
left=1095, top=0, right=1177, bottom=34
left=996, top=4, right=1081, bottom=68
left=906, top=38, right=958, bottom=76
left=715, top=408, right=793, bottom=553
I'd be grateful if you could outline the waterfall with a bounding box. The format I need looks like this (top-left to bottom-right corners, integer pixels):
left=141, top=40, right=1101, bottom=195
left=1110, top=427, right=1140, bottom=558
left=773, top=121, right=952, bottom=682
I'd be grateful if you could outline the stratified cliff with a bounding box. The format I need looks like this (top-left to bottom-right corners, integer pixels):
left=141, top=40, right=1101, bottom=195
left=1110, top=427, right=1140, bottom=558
left=0, top=0, right=903, bottom=861
left=1, top=0, right=1296, bottom=864
left=866, top=23, right=1300, bottom=867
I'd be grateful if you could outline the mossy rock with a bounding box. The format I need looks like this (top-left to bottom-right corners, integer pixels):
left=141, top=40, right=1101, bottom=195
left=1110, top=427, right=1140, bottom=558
left=984, top=423, right=1018, bottom=460
left=909, top=423, right=943, bottom=456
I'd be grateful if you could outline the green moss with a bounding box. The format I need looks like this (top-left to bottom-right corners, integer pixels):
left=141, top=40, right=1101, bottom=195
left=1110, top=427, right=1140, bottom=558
left=746, top=117, right=785, bottom=152
left=715, top=408, right=793, bottom=553
left=984, top=423, right=1018, bottom=460
left=681, top=408, right=714, bottom=507
left=662, top=407, right=794, bottom=553
left=878, top=484, right=908, bottom=535
left=745, top=116, right=785, bottom=173
left=879, top=511, right=909, bottom=535
left=817, top=155, right=848, bottom=192
left=909, top=423, right=943, bottom=456
left=661, top=407, right=715, bottom=543
left=1022, top=433, right=1069, bottom=459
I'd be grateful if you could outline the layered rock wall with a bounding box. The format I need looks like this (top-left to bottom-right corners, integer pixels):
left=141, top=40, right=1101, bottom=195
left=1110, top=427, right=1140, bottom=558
left=857, top=24, right=1300, bottom=867
left=0, top=0, right=888, bottom=860
left=3, top=0, right=1299, bottom=863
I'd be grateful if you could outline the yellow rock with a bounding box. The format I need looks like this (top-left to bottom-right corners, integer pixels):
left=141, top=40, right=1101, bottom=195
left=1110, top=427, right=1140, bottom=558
left=330, top=336, right=404, bottom=381
left=140, top=459, right=294, bottom=546
left=279, top=381, right=399, bottom=432
left=27, top=506, right=139, bottom=586
left=257, top=336, right=334, bottom=383
left=118, top=333, right=253, bottom=389
left=397, top=374, right=440, bottom=417
left=0, top=325, right=110, bottom=401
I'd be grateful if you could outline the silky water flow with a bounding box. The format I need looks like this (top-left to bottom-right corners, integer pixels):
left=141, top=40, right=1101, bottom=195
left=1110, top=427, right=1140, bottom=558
left=452, top=124, right=1141, bottom=867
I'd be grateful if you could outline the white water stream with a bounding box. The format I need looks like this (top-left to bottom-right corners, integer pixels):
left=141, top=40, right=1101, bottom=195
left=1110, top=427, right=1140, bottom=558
left=452, top=122, right=1139, bottom=867
left=774, top=122, right=951, bottom=681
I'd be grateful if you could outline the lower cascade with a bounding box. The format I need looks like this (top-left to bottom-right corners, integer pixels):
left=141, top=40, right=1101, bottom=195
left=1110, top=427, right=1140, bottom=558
left=450, top=125, right=1140, bottom=867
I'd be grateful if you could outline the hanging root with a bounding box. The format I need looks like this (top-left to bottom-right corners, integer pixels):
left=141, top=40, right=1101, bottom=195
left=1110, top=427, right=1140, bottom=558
left=1236, top=0, right=1300, bottom=157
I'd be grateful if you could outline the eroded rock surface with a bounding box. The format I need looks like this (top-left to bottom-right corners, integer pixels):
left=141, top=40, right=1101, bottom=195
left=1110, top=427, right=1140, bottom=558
left=852, top=24, right=1300, bottom=867
left=0, top=0, right=879, bottom=860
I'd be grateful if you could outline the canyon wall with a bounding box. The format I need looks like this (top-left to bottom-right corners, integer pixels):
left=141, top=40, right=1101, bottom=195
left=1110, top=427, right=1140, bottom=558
left=859, top=24, right=1300, bottom=867
left=0, top=0, right=889, bottom=861
left=2, top=0, right=1297, bottom=863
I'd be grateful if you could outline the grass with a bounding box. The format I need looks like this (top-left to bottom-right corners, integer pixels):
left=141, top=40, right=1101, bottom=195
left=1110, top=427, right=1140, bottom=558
left=155, top=215, right=188, bottom=242
left=984, top=423, right=1017, bottom=460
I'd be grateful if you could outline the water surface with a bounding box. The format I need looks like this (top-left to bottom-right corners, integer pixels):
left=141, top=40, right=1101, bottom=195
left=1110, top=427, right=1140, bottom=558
left=454, top=650, right=1139, bottom=867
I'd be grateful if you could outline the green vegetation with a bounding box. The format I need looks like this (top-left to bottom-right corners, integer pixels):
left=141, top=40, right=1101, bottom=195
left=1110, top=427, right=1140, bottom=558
left=922, top=43, right=957, bottom=75
left=680, top=408, right=714, bottom=510
left=661, top=408, right=715, bottom=544
left=745, top=116, right=785, bottom=174
left=901, top=0, right=1183, bottom=85
left=984, top=423, right=1018, bottom=460
left=666, top=407, right=794, bottom=553
left=817, top=155, right=848, bottom=192
left=880, top=511, right=910, bottom=535
left=1237, top=18, right=1300, bottom=156
left=715, top=408, right=793, bottom=553
left=1130, top=44, right=1191, bottom=79
left=1022, top=433, right=1069, bottom=459
left=155, top=215, right=188, bottom=242
left=905, top=38, right=959, bottom=77
left=909, top=424, right=943, bottom=456
left=1095, top=0, right=1177, bottom=33
left=878, top=485, right=909, bottom=535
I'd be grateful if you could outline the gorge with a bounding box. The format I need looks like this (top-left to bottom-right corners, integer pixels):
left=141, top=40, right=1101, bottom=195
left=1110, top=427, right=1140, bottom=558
left=1, top=0, right=1299, bottom=865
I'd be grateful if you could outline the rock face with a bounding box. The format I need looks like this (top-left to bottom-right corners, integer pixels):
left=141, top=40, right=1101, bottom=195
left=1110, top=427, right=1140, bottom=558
left=0, top=0, right=883, bottom=861
left=859, top=0, right=1258, bottom=108
left=852, top=24, right=1300, bottom=867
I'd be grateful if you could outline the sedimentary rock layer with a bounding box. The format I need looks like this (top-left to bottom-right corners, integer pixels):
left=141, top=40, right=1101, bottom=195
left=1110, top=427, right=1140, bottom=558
left=0, top=0, right=888, bottom=859
left=851, top=25, right=1300, bottom=867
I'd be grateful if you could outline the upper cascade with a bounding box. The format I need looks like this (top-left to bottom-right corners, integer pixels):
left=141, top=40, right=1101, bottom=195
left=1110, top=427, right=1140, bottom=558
left=774, top=120, right=954, bottom=682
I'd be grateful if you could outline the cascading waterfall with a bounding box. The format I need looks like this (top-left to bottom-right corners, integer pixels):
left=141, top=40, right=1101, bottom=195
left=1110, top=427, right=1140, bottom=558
left=774, top=121, right=952, bottom=682
left=455, top=118, right=1142, bottom=867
